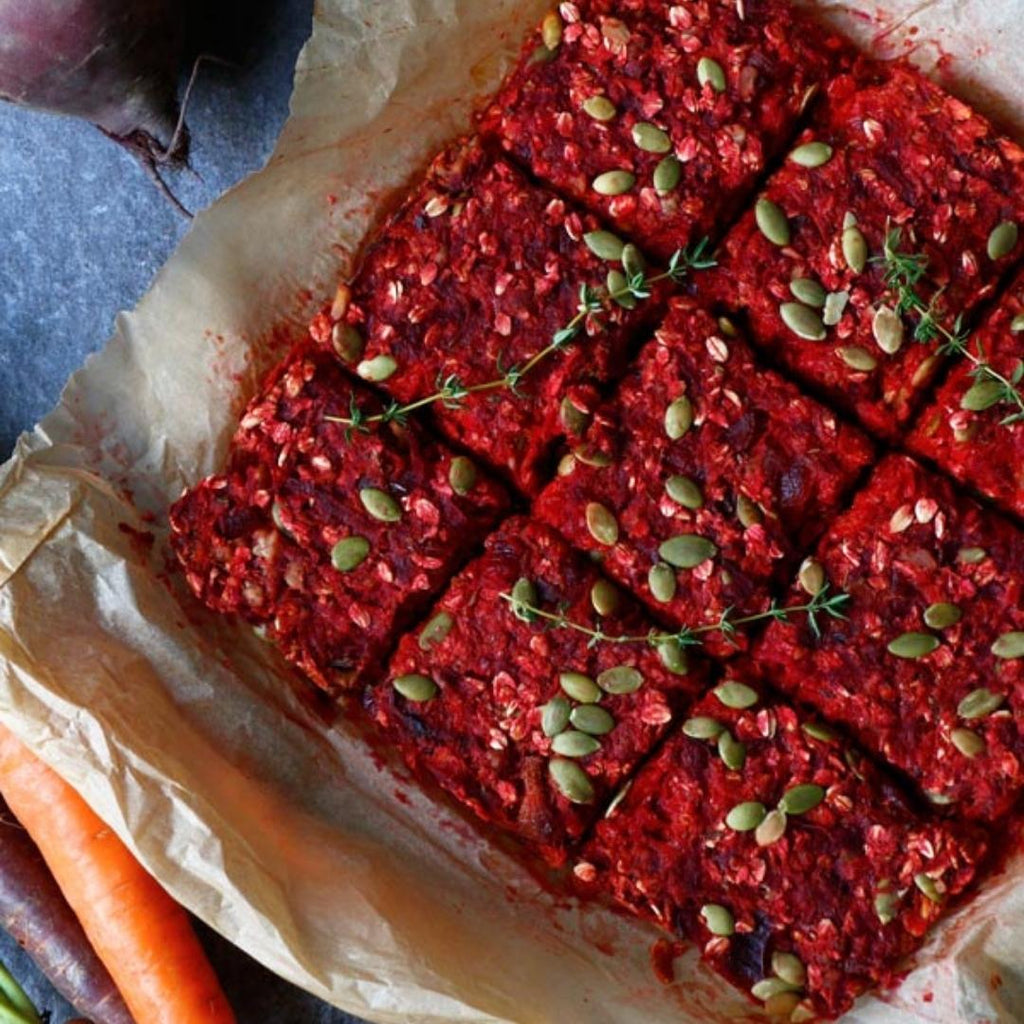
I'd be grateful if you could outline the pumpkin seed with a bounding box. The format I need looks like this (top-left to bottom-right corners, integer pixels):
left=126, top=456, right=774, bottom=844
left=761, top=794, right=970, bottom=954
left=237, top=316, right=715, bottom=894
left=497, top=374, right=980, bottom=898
left=418, top=611, right=454, bottom=650
left=797, top=557, right=826, bottom=596
left=561, top=399, right=592, bottom=439
left=780, top=783, right=825, bottom=815
left=331, top=323, right=364, bottom=363
left=790, top=1002, right=817, bottom=1023
left=718, top=731, right=746, bottom=771
left=359, top=487, right=401, bottom=522
left=659, top=534, right=717, bottom=568
left=842, top=224, right=868, bottom=273
left=961, top=380, right=1005, bottom=411
left=736, top=494, right=763, bottom=528
left=657, top=638, right=690, bottom=675
left=557, top=453, right=577, bottom=476
left=887, top=632, right=939, bottom=659
left=559, top=671, right=601, bottom=704
left=780, top=302, right=826, bottom=341
left=714, top=680, right=759, bottom=709
left=664, top=396, right=694, bottom=439
left=549, top=758, right=595, bottom=803
left=552, top=730, right=601, bottom=758
left=926, top=790, right=955, bottom=805
left=700, top=903, right=735, bottom=936
left=648, top=562, right=677, bottom=603
left=911, top=354, right=939, bottom=389
left=823, top=289, right=850, bottom=326
left=357, top=354, right=398, bottom=382
left=449, top=456, right=477, bottom=495
left=957, top=687, right=1004, bottom=719
left=585, top=502, right=619, bottom=546
left=574, top=445, right=613, bottom=468
left=923, top=602, right=961, bottom=630
left=331, top=536, right=370, bottom=572
left=620, top=243, right=645, bottom=279
left=950, top=727, right=986, bottom=758
left=605, top=780, right=632, bottom=817
left=843, top=210, right=858, bottom=230
left=541, top=10, right=562, bottom=49
left=541, top=697, right=572, bottom=737
left=751, top=978, right=800, bottom=1002
left=510, top=577, right=538, bottom=621
left=801, top=721, right=837, bottom=743
left=571, top=704, right=615, bottom=736
left=772, top=952, right=807, bottom=988
left=597, top=665, right=643, bottom=695
left=271, top=502, right=290, bottom=535
left=789, top=141, right=833, bottom=168
left=683, top=716, right=725, bottom=740
left=765, top=993, right=802, bottom=1019
left=632, top=122, right=672, bottom=153
left=653, top=155, right=682, bottom=193
left=755, top=198, right=790, bottom=246
left=584, top=230, right=626, bottom=261
left=872, top=305, right=905, bottom=354
left=606, top=270, right=636, bottom=310
left=838, top=345, right=878, bottom=372
left=987, top=220, right=1018, bottom=260
left=393, top=673, right=438, bottom=702
left=914, top=873, right=942, bottom=903
left=789, top=277, right=826, bottom=307
left=957, top=546, right=987, bottom=564
left=582, top=95, right=616, bottom=121
left=1012, top=313, right=1024, bottom=332
left=593, top=169, right=636, bottom=196
left=591, top=579, right=620, bottom=617
left=696, top=56, right=726, bottom=92
left=665, top=474, right=703, bottom=509
left=726, top=801, right=767, bottom=832
left=992, top=631, right=1024, bottom=659
left=875, top=888, right=899, bottom=924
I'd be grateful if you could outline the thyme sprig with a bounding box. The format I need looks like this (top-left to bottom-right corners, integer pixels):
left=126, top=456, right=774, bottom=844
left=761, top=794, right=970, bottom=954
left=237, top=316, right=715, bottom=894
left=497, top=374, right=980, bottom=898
left=876, top=227, right=1024, bottom=426
left=325, top=239, right=716, bottom=432
left=501, top=584, right=849, bottom=650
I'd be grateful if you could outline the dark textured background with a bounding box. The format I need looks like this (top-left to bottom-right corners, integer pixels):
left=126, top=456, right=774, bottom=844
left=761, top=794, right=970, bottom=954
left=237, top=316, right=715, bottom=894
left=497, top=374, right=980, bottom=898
left=0, top=1, right=364, bottom=1020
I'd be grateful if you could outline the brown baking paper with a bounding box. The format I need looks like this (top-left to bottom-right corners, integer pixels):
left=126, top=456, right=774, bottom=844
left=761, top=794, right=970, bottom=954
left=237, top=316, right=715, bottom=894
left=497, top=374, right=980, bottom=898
left=1, top=1, right=1022, bottom=1021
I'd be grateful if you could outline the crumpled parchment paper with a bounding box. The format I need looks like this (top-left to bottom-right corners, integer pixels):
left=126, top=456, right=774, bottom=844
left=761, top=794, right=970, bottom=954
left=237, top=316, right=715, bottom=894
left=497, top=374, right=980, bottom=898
left=0, top=1, right=1022, bottom=1021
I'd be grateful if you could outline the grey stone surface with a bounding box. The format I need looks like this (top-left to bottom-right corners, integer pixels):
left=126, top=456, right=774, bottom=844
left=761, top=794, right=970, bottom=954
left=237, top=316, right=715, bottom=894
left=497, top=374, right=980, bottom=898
left=0, top=1, right=365, bottom=1020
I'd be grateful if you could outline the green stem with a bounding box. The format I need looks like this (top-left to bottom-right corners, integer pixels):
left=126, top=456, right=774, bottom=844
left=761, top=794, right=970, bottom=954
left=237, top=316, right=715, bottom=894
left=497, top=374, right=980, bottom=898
left=0, top=963, right=41, bottom=1024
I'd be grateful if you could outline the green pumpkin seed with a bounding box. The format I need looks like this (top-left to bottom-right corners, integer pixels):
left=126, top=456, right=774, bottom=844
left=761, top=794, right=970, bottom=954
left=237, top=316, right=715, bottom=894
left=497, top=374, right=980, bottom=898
left=584, top=230, right=626, bottom=261
left=664, top=396, right=694, bottom=439
left=718, top=316, right=738, bottom=337
left=992, top=631, right=1024, bottom=659
left=713, top=680, right=759, bottom=709
left=393, top=673, right=438, bottom=702
left=696, top=56, right=726, bottom=92
left=801, top=721, right=837, bottom=743
left=726, top=801, right=767, bottom=832
left=657, top=638, right=690, bottom=675
left=449, top=456, right=477, bottom=495
left=700, top=903, right=735, bottom=937
left=875, top=888, right=899, bottom=924
left=872, top=305, right=905, bottom=354
left=958, top=546, right=987, bottom=564
left=951, top=727, right=986, bottom=758
left=559, top=671, right=601, bottom=704
left=659, top=534, right=717, bottom=569
left=573, top=445, right=613, bottom=468
left=653, top=155, right=682, bottom=193
left=923, top=602, right=961, bottom=630
left=549, top=757, right=595, bottom=803
left=789, top=277, right=826, bottom=307
left=359, top=487, right=401, bottom=523
left=665, top=475, right=703, bottom=509
left=606, top=269, right=637, bottom=310
left=551, top=730, right=602, bottom=758
left=541, top=11, right=562, bottom=49
left=780, top=302, right=826, bottom=341
left=736, top=494, right=763, bottom=528
left=620, top=243, right=645, bottom=278
left=557, top=453, right=577, bottom=476
left=1012, top=313, right=1024, bottom=332
left=605, top=780, right=632, bottom=817
left=926, top=790, right=955, bottom=805
left=780, top=783, right=825, bottom=815
left=843, top=210, right=858, bottom=230
left=961, top=380, right=1005, bottom=411
left=839, top=345, right=878, bottom=372
left=271, top=502, right=290, bottom=535
left=842, top=224, right=868, bottom=273
left=632, top=122, right=672, bottom=153
left=585, top=502, right=619, bottom=546
left=591, top=579, right=620, bottom=617
left=418, top=611, right=454, bottom=650
left=648, top=562, right=677, bottom=604
left=755, top=198, right=790, bottom=246
left=597, top=665, right=643, bottom=694
left=957, top=687, right=1004, bottom=720
left=331, top=323, right=364, bottom=363
left=582, top=95, right=616, bottom=121
left=683, top=716, right=725, bottom=740
left=987, top=220, right=1019, bottom=260
left=718, top=731, right=746, bottom=771
left=357, top=353, right=398, bottom=382
left=571, top=704, right=615, bottom=736
left=541, top=696, right=572, bottom=737
left=823, top=289, right=850, bottom=326
left=789, top=141, right=833, bottom=168
left=562, top=398, right=592, bottom=438
left=887, top=632, right=939, bottom=659
left=593, top=169, right=636, bottom=196
left=914, top=873, right=942, bottom=903
left=772, top=952, right=807, bottom=987
left=751, top=977, right=800, bottom=1002
left=510, top=577, right=538, bottom=621
left=798, top=557, right=826, bottom=596
left=331, top=536, right=370, bottom=572
left=765, top=993, right=802, bottom=1019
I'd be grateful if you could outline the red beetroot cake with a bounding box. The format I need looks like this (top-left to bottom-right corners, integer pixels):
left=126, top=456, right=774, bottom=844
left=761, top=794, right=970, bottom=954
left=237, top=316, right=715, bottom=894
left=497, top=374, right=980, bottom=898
left=534, top=299, right=874, bottom=657
left=908, top=266, right=1024, bottom=519
left=756, top=454, right=1024, bottom=822
left=367, top=517, right=706, bottom=865
left=169, top=344, right=508, bottom=694
left=478, top=0, right=847, bottom=260
left=310, top=137, right=662, bottom=496
left=709, top=60, right=1024, bottom=441
left=576, top=674, right=987, bottom=1020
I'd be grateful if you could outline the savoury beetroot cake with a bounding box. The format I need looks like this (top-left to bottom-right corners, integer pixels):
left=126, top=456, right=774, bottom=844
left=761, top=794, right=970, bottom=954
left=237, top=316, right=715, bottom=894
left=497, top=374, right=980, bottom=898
left=533, top=299, right=874, bottom=657
left=169, top=344, right=508, bottom=694
left=478, top=0, right=848, bottom=261
left=756, top=454, right=1024, bottom=822
left=908, top=265, right=1024, bottom=519
left=575, top=673, right=987, bottom=1020
left=367, top=517, right=706, bottom=865
left=708, top=59, right=1024, bottom=441
left=309, top=136, right=662, bottom=496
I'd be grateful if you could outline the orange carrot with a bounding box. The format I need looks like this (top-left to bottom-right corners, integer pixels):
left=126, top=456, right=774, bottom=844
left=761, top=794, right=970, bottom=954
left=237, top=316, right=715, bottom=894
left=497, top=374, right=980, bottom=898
left=0, top=725, right=236, bottom=1024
